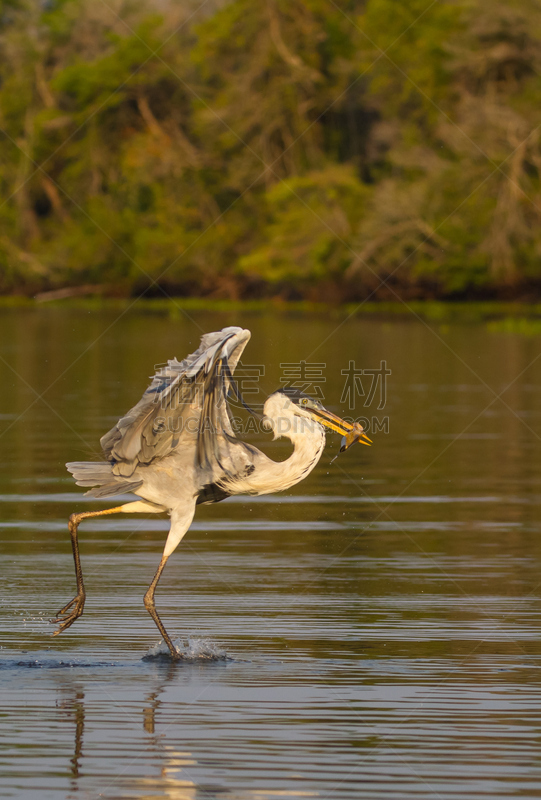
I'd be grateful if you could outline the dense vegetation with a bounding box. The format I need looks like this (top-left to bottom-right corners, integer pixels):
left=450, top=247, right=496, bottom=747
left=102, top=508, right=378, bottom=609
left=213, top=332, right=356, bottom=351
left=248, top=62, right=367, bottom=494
left=0, top=0, right=540, bottom=300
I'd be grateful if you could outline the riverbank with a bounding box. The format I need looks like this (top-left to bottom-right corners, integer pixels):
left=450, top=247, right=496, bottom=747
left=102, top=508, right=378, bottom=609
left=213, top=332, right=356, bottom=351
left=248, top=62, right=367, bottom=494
left=3, top=295, right=541, bottom=332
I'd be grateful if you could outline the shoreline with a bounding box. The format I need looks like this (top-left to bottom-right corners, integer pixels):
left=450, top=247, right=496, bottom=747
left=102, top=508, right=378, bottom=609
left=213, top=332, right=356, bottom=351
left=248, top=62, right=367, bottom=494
left=2, top=294, right=541, bottom=327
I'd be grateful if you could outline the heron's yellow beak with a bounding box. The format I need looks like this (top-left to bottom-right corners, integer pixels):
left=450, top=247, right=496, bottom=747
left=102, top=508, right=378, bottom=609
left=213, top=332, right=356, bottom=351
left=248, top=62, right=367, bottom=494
left=309, top=407, right=372, bottom=450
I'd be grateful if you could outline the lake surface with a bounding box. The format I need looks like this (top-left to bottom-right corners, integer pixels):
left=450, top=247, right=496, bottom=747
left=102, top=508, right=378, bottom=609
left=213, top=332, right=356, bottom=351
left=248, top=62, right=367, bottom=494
left=1, top=304, right=541, bottom=799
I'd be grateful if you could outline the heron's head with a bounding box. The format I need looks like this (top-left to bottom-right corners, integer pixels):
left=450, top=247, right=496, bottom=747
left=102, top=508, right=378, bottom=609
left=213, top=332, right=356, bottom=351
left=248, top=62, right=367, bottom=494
left=263, top=387, right=371, bottom=451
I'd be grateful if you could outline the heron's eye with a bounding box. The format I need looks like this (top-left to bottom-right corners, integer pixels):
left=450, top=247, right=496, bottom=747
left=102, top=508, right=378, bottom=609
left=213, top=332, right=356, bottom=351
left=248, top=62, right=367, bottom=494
left=301, top=398, right=308, bottom=405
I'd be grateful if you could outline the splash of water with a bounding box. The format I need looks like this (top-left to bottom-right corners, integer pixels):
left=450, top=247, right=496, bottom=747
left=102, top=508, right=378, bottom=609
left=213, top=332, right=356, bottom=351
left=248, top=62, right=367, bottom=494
left=144, top=636, right=228, bottom=662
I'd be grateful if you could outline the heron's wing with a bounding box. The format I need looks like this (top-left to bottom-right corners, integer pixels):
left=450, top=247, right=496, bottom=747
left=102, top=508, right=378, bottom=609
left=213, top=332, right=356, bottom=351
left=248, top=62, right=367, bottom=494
left=100, top=327, right=252, bottom=479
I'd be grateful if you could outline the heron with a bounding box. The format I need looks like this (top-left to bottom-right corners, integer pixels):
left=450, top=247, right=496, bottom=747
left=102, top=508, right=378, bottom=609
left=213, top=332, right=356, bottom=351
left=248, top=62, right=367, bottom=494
left=53, top=326, right=372, bottom=659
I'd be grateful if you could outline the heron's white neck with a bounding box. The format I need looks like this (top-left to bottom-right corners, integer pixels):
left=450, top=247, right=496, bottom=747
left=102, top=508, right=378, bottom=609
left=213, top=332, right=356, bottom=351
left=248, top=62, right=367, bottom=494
left=258, top=423, right=326, bottom=494
left=224, top=412, right=326, bottom=496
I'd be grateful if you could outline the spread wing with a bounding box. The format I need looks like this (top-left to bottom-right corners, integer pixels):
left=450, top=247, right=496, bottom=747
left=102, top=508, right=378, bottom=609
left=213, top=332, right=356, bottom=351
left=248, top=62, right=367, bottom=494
left=100, top=326, right=252, bottom=481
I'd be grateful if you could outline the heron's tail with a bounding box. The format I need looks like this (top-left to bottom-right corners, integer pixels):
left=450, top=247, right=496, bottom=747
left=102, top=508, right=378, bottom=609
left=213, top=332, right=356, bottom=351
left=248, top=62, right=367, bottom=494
left=66, top=461, right=143, bottom=499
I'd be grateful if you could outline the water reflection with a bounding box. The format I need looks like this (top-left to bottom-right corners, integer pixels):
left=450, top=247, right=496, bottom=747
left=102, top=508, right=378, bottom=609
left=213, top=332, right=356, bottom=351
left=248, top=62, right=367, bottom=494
left=139, top=665, right=199, bottom=800
left=56, top=686, right=85, bottom=785
left=57, top=665, right=203, bottom=800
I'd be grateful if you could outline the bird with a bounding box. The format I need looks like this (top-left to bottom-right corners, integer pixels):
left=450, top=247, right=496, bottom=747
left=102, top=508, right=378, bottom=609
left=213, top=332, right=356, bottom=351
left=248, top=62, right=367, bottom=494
left=53, top=326, right=372, bottom=659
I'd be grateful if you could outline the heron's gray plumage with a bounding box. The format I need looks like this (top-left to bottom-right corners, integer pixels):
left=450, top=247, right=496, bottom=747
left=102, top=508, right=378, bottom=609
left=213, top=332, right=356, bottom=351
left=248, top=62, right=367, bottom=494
left=67, top=326, right=255, bottom=504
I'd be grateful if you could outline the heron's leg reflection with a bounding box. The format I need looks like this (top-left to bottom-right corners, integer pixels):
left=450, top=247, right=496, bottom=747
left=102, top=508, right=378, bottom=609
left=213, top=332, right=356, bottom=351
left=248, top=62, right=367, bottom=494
left=143, top=664, right=176, bottom=735
left=52, top=506, right=126, bottom=635
left=144, top=555, right=179, bottom=660
left=70, top=690, right=85, bottom=781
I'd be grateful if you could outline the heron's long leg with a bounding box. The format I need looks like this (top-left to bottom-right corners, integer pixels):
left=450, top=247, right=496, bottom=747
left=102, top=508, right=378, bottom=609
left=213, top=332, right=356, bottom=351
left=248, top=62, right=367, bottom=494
left=52, top=506, right=126, bottom=635
left=144, top=555, right=179, bottom=660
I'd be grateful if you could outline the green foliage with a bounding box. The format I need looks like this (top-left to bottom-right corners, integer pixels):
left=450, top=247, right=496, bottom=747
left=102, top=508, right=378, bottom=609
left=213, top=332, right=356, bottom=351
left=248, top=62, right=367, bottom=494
left=0, top=0, right=540, bottom=299
left=238, top=166, right=368, bottom=289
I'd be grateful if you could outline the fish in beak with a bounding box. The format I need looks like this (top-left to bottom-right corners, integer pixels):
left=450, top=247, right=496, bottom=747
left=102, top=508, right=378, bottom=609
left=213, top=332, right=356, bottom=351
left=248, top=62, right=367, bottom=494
left=308, top=405, right=372, bottom=451
left=339, top=421, right=372, bottom=452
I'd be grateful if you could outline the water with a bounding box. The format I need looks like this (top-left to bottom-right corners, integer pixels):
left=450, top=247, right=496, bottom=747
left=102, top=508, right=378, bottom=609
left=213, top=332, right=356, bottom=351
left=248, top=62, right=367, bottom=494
left=1, top=305, right=541, bottom=799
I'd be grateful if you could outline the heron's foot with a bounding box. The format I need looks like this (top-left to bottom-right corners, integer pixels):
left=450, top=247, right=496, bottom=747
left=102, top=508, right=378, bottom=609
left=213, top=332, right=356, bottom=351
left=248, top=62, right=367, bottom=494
left=51, top=593, right=86, bottom=635
left=167, top=643, right=182, bottom=661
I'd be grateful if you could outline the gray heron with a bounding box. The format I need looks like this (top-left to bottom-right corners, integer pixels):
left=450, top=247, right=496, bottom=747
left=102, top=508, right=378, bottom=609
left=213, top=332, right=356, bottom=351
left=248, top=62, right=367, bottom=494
left=53, top=326, right=371, bottom=658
